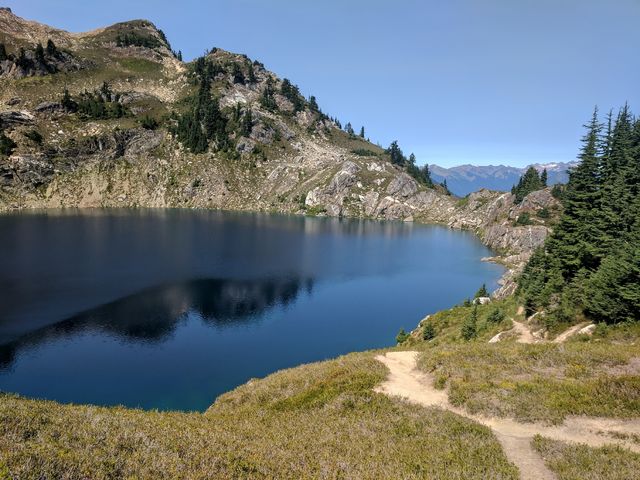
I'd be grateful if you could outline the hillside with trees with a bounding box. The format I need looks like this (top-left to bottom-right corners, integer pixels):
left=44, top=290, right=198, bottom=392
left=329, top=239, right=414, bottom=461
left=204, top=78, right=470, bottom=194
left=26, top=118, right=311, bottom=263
left=0, top=8, right=449, bottom=224
left=511, top=166, right=547, bottom=202
left=518, top=106, right=639, bottom=325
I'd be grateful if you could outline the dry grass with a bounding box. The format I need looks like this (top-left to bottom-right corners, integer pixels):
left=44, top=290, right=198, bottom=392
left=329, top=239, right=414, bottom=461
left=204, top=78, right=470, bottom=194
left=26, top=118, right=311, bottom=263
left=532, top=436, right=640, bottom=480
left=0, top=352, right=518, bottom=479
left=410, top=300, right=640, bottom=423
left=417, top=341, right=640, bottom=423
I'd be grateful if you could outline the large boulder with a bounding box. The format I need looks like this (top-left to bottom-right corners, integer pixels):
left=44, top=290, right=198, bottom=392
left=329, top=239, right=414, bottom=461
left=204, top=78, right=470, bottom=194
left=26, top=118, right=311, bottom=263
left=35, top=101, right=65, bottom=113
left=0, top=110, right=34, bottom=129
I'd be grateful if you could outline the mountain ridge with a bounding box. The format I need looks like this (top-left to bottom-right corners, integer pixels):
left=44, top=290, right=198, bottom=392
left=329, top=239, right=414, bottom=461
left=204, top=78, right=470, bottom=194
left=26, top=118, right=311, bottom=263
left=430, top=161, right=576, bottom=196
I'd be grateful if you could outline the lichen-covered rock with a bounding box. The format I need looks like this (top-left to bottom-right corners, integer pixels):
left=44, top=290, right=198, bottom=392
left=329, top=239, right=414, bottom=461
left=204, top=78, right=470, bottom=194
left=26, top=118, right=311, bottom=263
left=236, top=137, right=256, bottom=154
left=386, top=173, right=418, bottom=198
left=0, top=110, right=34, bottom=129
left=5, top=154, right=54, bottom=187
left=482, top=224, right=549, bottom=253
left=34, top=101, right=65, bottom=113
left=327, top=161, right=359, bottom=194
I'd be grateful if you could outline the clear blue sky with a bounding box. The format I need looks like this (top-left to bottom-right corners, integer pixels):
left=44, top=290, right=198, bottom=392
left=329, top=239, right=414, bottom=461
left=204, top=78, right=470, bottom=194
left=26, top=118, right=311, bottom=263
left=6, top=0, right=640, bottom=167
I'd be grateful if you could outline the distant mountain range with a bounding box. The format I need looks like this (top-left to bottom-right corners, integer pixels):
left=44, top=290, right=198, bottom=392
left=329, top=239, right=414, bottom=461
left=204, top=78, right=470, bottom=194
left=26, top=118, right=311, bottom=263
left=429, top=162, right=578, bottom=197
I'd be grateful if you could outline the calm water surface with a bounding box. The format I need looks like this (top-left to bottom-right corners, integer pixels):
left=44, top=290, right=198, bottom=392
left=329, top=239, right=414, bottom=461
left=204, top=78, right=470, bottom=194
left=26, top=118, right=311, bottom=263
left=0, top=209, right=503, bottom=411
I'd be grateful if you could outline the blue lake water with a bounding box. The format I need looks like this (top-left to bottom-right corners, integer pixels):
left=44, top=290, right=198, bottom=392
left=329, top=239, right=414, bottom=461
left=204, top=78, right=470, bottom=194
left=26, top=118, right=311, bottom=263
left=0, top=209, right=503, bottom=411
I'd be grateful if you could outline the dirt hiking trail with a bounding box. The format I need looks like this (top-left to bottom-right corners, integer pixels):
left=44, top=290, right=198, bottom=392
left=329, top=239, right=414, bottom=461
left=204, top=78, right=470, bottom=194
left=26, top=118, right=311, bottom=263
left=490, top=317, right=594, bottom=345
left=375, top=351, right=640, bottom=480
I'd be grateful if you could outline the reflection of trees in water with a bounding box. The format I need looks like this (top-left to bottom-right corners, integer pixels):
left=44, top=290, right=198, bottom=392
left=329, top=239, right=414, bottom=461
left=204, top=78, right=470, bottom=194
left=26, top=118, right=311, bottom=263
left=10, top=208, right=415, bottom=239
left=0, top=210, right=421, bottom=372
left=0, top=277, right=312, bottom=370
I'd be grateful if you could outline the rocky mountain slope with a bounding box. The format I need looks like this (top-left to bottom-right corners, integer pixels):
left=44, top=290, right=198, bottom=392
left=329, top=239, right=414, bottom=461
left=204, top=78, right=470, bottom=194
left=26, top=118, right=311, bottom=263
left=430, top=162, right=576, bottom=196
left=446, top=187, right=561, bottom=296
left=0, top=8, right=558, bottom=277
left=0, top=8, right=441, bottom=220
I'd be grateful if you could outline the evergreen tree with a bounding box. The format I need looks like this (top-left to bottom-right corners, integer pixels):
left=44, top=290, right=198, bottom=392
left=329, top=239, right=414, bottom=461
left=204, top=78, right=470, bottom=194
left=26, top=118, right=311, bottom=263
left=0, top=132, right=17, bottom=157
left=541, top=168, right=548, bottom=186
left=345, top=122, right=355, bottom=136
left=247, top=63, right=257, bottom=83
left=475, top=284, right=489, bottom=298
left=441, top=179, right=451, bottom=195
left=46, top=39, right=57, bottom=56
left=34, top=42, right=45, bottom=63
left=359, top=126, right=365, bottom=138
left=584, top=224, right=640, bottom=323
left=193, top=57, right=206, bottom=78
left=140, top=115, right=159, bottom=130
left=100, top=81, right=112, bottom=100
left=404, top=153, right=433, bottom=187
left=173, top=68, right=229, bottom=154
left=61, top=88, right=77, bottom=111
left=512, top=167, right=543, bottom=202
left=600, top=109, right=614, bottom=165
left=241, top=108, right=253, bottom=137
left=600, top=105, right=635, bottom=243
left=396, top=328, right=409, bottom=344
left=280, top=79, right=304, bottom=112
left=203, top=97, right=226, bottom=146
left=260, top=77, right=277, bottom=111
left=487, top=308, right=505, bottom=323
left=518, top=104, right=640, bottom=324
left=551, top=107, right=605, bottom=277
left=176, top=50, right=183, bottom=61
left=233, top=102, right=242, bottom=123
left=420, top=164, right=433, bottom=186
left=423, top=321, right=436, bottom=340
left=16, top=47, right=30, bottom=69
left=386, top=140, right=405, bottom=165
left=232, top=63, right=245, bottom=84
left=461, top=305, right=478, bottom=340
left=308, top=96, right=319, bottom=112
left=0, top=43, right=8, bottom=61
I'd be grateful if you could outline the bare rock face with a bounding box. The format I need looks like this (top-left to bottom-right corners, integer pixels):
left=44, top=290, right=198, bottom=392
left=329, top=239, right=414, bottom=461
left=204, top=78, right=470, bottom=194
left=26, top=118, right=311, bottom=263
left=0, top=110, right=34, bottom=129
left=482, top=224, right=549, bottom=253
left=275, top=94, right=294, bottom=113
left=305, top=161, right=360, bottom=215
left=295, top=110, right=316, bottom=128
left=440, top=187, right=563, bottom=298
left=0, top=49, right=83, bottom=79
left=4, top=154, right=54, bottom=187
left=276, top=120, right=295, bottom=141
left=362, top=191, right=380, bottom=216
left=124, top=130, right=163, bottom=158
left=34, top=101, right=65, bottom=113
left=511, top=189, right=558, bottom=218
left=373, top=196, right=413, bottom=220
left=327, top=161, right=359, bottom=194
left=236, top=137, right=256, bottom=154
left=386, top=173, right=418, bottom=198
left=249, top=121, right=275, bottom=145
left=448, top=187, right=559, bottom=256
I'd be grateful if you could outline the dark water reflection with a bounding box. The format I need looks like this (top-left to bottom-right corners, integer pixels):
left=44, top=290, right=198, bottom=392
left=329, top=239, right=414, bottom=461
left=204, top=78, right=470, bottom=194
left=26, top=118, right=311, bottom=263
left=0, top=209, right=503, bottom=411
